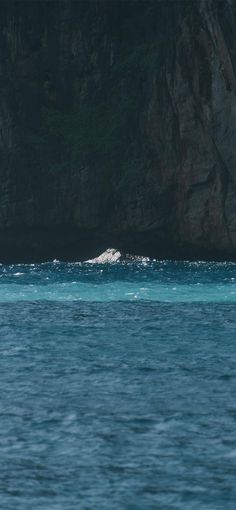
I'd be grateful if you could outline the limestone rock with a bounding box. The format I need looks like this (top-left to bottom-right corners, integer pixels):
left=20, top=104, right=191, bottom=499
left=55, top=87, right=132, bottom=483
left=85, top=249, right=150, bottom=264
left=85, top=249, right=122, bottom=264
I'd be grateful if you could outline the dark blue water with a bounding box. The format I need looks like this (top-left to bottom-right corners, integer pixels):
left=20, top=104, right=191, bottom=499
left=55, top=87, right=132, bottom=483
left=1, top=261, right=236, bottom=509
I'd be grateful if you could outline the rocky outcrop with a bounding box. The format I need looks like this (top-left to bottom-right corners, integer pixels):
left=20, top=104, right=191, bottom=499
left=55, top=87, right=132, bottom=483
left=85, top=248, right=150, bottom=263
left=86, top=249, right=122, bottom=264
left=0, top=0, right=236, bottom=261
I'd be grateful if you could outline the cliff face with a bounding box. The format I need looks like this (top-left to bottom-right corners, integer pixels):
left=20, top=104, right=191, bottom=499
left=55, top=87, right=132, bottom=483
left=0, top=0, right=236, bottom=261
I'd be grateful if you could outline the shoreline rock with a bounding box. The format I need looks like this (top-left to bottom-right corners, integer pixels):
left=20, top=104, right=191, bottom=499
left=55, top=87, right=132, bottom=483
left=85, top=248, right=150, bottom=264
left=85, top=248, right=122, bottom=263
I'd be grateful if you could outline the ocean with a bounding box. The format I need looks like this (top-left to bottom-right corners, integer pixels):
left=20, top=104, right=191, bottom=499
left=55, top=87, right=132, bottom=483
left=0, top=260, right=236, bottom=509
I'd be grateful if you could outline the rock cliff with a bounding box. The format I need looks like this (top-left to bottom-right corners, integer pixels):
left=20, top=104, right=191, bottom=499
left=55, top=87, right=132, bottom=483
left=0, top=0, right=236, bottom=261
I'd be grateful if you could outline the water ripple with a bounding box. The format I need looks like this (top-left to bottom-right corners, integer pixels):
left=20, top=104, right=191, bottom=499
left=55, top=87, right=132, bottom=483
left=0, top=262, right=236, bottom=508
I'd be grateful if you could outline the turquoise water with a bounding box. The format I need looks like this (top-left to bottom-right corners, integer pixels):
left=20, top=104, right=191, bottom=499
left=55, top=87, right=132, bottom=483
left=1, top=260, right=236, bottom=509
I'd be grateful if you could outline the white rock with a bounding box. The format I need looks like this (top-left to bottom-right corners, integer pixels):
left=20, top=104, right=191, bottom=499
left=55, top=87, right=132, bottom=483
left=85, top=248, right=122, bottom=264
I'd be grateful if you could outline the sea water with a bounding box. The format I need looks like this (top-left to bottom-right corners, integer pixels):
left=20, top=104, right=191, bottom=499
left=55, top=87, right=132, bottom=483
left=0, top=260, right=236, bottom=509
